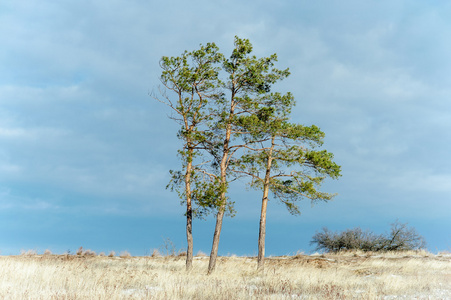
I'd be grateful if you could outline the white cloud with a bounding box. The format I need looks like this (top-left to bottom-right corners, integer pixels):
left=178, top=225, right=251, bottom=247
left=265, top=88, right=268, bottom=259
left=0, top=127, right=27, bottom=138
left=390, top=171, right=451, bottom=193
left=0, top=162, right=22, bottom=175
left=0, top=0, right=450, bottom=255
left=0, top=187, right=59, bottom=211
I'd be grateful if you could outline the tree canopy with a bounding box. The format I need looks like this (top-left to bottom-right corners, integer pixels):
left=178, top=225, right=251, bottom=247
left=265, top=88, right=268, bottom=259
left=156, top=36, right=341, bottom=273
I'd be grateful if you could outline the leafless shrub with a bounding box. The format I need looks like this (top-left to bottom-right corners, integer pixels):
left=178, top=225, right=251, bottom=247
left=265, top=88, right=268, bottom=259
left=382, top=221, right=427, bottom=251
left=151, top=249, right=161, bottom=257
left=43, top=249, right=52, bottom=256
left=108, top=251, right=115, bottom=257
left=159, top=237, right=177, bottom=256
left=311, top=221, right=426, bottom=253
left=76, top=247, right=84, bottom=256
left=98, top=252, right=106, bottom=257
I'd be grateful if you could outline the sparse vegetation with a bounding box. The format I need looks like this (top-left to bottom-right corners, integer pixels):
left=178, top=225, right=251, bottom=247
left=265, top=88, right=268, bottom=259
left=311, top=221, right=427, bottom=253
left=119, top=250, right=131, bottom=258
left=76, top=246, right=84, bottom=256
left=75, top=247, right=97, bottom=257
left=159, top=237, right=179, bottom=256
left=196, top=250, right=207, bottom=257
left=84, top=249, right=97, bottom=257
left=20, top=249, right=37, bottom=256
left=0, top=251, right=449, bottom=299
left=151, top=249, right=161, bottom=257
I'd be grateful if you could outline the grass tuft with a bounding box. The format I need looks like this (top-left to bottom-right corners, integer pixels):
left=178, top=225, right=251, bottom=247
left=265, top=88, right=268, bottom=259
left=20, top=249, right=37, bottom=256
left=119, top=251, right=131, bottom=258
left=195, top=250, right=207, bottom=257
left=151, top=249, right=161, bottom=257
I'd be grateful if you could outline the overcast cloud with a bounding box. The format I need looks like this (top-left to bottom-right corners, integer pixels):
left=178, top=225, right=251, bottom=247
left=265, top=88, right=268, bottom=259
left=1, top=0, right=450, bottom=255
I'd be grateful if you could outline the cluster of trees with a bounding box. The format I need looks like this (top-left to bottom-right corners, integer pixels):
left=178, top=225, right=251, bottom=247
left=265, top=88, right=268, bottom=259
left=154, top=37, right=341, bottom=274
left=311, top=221, right=426, bottom=253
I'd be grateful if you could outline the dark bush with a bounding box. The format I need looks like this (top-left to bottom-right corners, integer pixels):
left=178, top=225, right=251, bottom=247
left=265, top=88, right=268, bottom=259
left=311, top=221, right=426, bottom=253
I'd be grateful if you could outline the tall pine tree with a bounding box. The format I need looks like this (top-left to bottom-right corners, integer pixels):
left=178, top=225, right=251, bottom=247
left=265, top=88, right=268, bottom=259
left=156, top=43, right=223, bottom=271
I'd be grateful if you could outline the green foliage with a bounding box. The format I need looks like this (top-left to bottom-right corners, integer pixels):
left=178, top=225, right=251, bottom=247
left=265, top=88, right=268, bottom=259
left=222, top=37, right=289, bottom=95
left=166, top=169, right=228, bottom=218
left=158, top=38, right=342, bottom=269
left=158, top=42, right=226, bottom=219
left=158, top=36, right=343, bottom=272
left=232, top=90, right=341, bottom=215
left=210, top=37, right=290, bottom=131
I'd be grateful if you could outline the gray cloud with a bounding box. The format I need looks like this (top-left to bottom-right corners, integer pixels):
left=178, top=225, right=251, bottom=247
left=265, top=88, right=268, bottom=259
left=1, top=0, right=450, bottom=253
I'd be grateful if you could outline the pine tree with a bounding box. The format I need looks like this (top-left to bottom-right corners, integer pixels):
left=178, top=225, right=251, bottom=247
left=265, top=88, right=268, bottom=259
left=156, top=43, right=223, bottom=271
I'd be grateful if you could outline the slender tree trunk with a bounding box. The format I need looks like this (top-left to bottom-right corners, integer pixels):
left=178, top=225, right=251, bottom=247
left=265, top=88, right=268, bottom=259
left=207, top=162, right=228, bottom=274
left=185, top=147, right=194, bottom=271
left=207, top=208, right=225, bottom=274
left=186, top=203, right=193, bottom=271
left=257, top=137, right=275, bottom=271
left=207, top=101, right=234, bottom=274
left=257, top=194, right=268, bottom=271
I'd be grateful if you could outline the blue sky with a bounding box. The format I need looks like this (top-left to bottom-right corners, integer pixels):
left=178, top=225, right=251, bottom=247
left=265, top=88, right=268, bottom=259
left=1, top=0, right=450, bottom=256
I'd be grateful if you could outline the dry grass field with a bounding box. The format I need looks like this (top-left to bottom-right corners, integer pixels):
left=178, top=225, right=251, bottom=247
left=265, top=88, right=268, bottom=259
left=0, top=250, right=450, bottom=299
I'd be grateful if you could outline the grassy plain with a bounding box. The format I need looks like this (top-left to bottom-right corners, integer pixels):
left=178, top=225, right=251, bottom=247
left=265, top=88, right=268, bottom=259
left=0, top=251, right=450, bottom=299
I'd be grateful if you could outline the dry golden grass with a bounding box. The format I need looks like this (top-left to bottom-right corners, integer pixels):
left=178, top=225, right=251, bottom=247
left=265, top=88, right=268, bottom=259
left=0, top=251, right=450, bottom=299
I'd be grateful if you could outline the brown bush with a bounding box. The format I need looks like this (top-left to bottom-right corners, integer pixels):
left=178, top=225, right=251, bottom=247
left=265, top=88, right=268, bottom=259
left=311, top=221, right=426, bottom=253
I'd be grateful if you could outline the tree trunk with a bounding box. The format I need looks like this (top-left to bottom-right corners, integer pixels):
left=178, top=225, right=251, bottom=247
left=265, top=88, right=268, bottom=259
left=207, top=208, right=225, bottom=274
left=207, top=162, right=228, bottom=274
left=257, top=195, right=268, bottom=271
left=186, top=207, right=193, bottom=271
left=185, top=148, right=194, bottom=271
left=257, top=137, right=274, bottom=271
left=207, top=118, right=231, bottom=274
left=207, top=85, right=236, bottom=275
